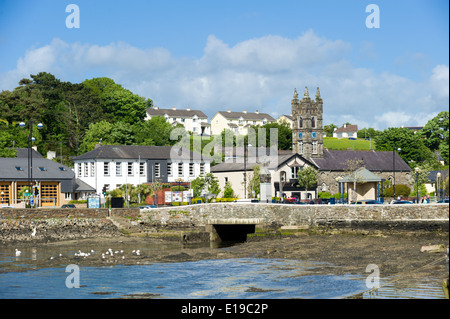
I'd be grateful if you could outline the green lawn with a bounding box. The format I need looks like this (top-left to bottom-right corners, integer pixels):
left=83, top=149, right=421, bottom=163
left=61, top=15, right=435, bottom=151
left=323, top=137, right=374, bottom=151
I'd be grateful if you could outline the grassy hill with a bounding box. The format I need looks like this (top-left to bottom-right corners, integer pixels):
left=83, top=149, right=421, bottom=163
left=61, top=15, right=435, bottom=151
left=323, top=137, right=374, bottom=151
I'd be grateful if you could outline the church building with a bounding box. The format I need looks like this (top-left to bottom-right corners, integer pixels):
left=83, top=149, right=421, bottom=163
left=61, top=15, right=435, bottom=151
left=211, top=87, right=412, bottom=201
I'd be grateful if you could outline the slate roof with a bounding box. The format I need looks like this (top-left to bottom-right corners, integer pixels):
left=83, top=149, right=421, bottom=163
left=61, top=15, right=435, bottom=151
left=147, top=108, right=207, bottom=118
left=216, top=111, right=275, bottom=121
left=334, top=124, right=358, bottom=133
left=311, top=149, right=411, bottom=172
left=72, top=145, right=207, bottom=161
left=340, top=167, right=382, bottom=182
left=12, top=148, right=44, bottom=158
left=73, top=178, right=96, bottom=192
left=0, top=158, right=74, bottom=180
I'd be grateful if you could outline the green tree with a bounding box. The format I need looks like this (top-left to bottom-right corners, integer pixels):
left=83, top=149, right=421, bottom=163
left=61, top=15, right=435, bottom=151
left=223, top=181, right=236, bottom=198
left=250, top=122, right=292, bottom=150
left=83, top=77, right=147, bottom=124
left=79, top=120, right=135, bottom=153
left=375, top=127, right=438, bottom=168
left=420, top=111, right=449, bottom=164
left=324, top=123, right=337, bottom=137
left=296, top=166, right=318, bottom=195
left=133, top=116, right=178, bottom=146
left=247, top=164, right=261, bottom=198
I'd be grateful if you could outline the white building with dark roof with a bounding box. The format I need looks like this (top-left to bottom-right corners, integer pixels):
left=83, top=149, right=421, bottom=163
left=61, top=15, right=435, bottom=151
left=145, top=106, right=211, bottom=135
left=72, top=144, right=211, bottom=195
left=210, top=110, right=275, bottom=136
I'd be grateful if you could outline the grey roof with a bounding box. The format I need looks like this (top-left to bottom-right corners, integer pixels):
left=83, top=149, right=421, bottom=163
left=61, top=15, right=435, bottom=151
left=311, top=149, right=411, bottom=172
left=72, top=145, right=208, bottom=161
left=427, top=170, right=449, bottom=182
left=73, top=178, right=96, bottom=192
left=147, top=108, right=207, bottom=118
left=211, top=152, right=316, bottom=173
left=334, top=124, right=358, bottom=133
left=340, top=167, right=382, bottom=183
left=12, top=148, right=44, bottom=158
left=0, top=158, right=74, bottom=180
left=216, top=111, right=275, bottom=121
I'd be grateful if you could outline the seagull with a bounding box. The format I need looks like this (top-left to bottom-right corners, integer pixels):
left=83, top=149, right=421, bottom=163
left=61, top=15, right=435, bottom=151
left=15, top=249, right=21, bottom=256
left=31, top=226, right=36, bottom=237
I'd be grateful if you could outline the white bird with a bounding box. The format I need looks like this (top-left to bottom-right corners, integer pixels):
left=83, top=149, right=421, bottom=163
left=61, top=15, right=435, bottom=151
left=31, top=226, right=36, bottom=237
left=15, top=249, right=21, bottom=256
left=136, top=250, right=140, bottom=256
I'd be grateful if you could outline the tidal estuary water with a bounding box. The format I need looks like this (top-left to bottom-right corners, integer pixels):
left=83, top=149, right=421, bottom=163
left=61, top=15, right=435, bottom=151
left=0, top=242, right=447, bottom=299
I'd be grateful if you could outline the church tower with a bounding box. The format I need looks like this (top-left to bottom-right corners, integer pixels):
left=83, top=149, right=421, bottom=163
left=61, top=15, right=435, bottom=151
left=292, top=86, right=324, bottom=159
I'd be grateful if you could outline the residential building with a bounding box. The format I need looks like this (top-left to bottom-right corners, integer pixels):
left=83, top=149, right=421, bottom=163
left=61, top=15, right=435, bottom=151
left=145, top=106, right=210, bottom=135
left=72, top=144, right=211, bottom=195
left=210, top=110, right=275, bottom=136
left=0, top=148, right=95, bottom=207
left=333, top=124, right=358, bottom=139
left=276, top=114, right=294, bottom=129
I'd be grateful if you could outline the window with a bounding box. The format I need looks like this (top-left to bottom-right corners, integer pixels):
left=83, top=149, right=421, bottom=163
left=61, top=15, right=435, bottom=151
left=167, top=163, right=172, bottom=176
left=181, top=118, right=185, bottom=123
left=90, top=163, right=95, bottom=176
left=311, top=116, right=316, bottom=128
left=178, top=163, right=183, bottom=176
left=140, top=162, right=146, bottom=176
left=154, top=162, right=160, bottom=178
left=84, top=162, right=88, bottom=176
left=104, top=162, right=109, bottom=176
left=298, top=116, right=303, bottom=128
left=128, top=162, right=133, bottom=176
left=189, top=163, right=194, bottom=176
left=298, top=142, right=303, bottom=154
left=78, top=163, right=82, bottom=177
left=200, top=163, right=205, bottom=175
left=262, top=118, right=267, bottom=125
left=224, top=177, right=228, bottom=183
left=116, top=162, right=122, bottom=176
left=15, top=166, right=23, bottom=171
left=312, top=141, right=318, bottom=154
left=290, top=167, right=300, bottom=179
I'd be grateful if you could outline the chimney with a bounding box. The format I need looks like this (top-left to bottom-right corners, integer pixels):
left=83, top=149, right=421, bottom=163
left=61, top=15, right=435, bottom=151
left=186, top=107, right=191, bottom=111
left=154, top=106, right=159, bottom=110
left=172, top=107, right=176, bottom=110
left=227, top=110, right=231, bottom=113
left=95, top=143, right=102, bottom=149
left=243, top=110, right=247, bottom=113
left=255, top=110, right=259, bottom=114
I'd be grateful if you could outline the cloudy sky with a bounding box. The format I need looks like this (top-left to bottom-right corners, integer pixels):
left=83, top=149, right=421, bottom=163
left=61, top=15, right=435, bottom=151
left=0, top=0, right=448, bottom=130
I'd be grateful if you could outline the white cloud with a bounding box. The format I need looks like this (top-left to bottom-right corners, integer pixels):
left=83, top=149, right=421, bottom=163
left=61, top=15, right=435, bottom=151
left=0, top=31, right=448, bottom=130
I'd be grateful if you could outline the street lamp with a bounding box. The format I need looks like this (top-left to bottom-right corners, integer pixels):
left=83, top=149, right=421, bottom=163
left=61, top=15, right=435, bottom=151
left=393, top=146, right=401, bottom=199
left=437, top=172, right=442, bottom=202
left=415, top=167, right=421, bottom=204
left=19, top=120, right=44, bottom=207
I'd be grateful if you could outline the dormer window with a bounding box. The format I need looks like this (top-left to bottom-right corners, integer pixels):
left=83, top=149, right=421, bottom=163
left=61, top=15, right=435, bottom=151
left=15, top=166, right=23, bottom=171
left=39, top=167, right=47, bottom=171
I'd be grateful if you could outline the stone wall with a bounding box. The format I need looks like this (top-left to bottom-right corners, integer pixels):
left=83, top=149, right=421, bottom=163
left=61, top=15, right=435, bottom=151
left=137, top=203, right=449, bottom=232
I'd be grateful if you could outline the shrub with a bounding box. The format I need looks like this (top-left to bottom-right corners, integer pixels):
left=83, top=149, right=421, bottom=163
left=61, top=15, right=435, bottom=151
left=215, top=198, right=238, bottom=202
left=172, top=201, right=188, bottom=206
left=190, top=197, right=204, bottom=204
left=383, top=184, right=411, bottom=197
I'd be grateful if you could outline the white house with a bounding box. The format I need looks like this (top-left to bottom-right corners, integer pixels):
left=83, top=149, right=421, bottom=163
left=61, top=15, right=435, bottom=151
left=72, top=145, right=211, bottom=194
left=210, top=110, right=275, bottom=136
left=145, top=106, right=211, bottom=136
left=333, top=124, right=358, bottom=139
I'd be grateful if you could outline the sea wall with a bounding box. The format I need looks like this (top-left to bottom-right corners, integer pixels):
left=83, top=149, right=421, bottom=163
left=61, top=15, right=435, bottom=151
left=0, top=203, right=448, bottom=243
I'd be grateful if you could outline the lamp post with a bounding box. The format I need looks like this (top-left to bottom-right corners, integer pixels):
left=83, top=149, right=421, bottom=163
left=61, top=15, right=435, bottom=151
left=19, top=120, right=44, bottom=208
left=335, top=176, right=341, bottom=204
left=415, top=167, right=421, bottom=204
left=393, top=146, right=401, bottom=199
left=437, top=172, right=441, bottom=202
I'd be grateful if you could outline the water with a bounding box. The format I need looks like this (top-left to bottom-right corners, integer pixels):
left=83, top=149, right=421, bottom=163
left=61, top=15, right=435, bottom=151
left=0, top=245, right=447, bottom=299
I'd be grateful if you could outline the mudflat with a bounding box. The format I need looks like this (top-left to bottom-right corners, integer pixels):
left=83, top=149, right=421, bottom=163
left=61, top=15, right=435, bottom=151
left=1, top=231, right=448, bottom=282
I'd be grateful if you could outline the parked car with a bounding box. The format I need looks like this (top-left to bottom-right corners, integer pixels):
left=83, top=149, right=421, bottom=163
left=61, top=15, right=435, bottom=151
left=392, top=200, right=413, bottom=204
left=61, top=204, right=76, bottom=208
left=437, top=198, right=449, bottom=203
left=139, top=205, right=157, bottom=210
left=354, top=200, right=382, bottom=205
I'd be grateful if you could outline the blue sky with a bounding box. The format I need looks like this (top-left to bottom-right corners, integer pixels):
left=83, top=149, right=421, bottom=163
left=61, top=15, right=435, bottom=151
left=0, top=0, right=448, bottom=130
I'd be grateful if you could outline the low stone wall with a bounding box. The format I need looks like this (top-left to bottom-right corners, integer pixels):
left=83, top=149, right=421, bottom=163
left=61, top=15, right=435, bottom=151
left=137, top=203, right=449, bottom=232
left=0, top=204, right=448, bottom=243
